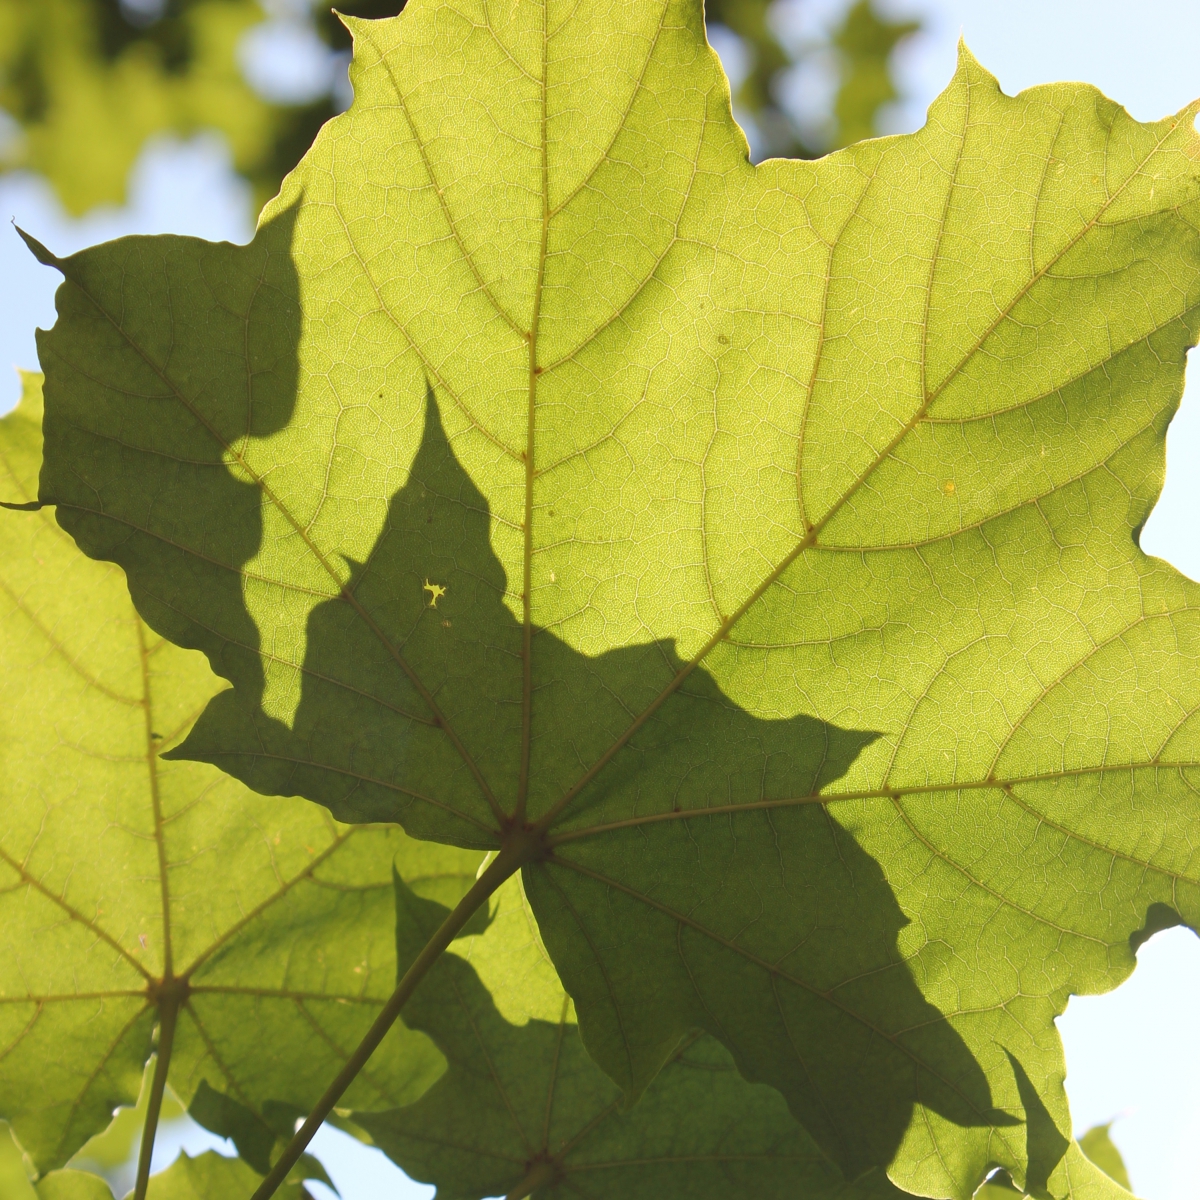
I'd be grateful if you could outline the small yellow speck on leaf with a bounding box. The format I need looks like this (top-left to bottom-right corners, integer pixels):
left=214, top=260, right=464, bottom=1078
left=942, top=480, right=956, bottom=495
left=423, top=579, right=447, bottom=607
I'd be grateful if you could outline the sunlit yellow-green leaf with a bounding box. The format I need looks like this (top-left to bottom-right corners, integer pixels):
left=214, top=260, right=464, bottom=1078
left=0, top=1123, right=36, bottom=1200
left=30, top=3, right=1200, bottom=1198
left=33, top=1168, right=113, bottom=1200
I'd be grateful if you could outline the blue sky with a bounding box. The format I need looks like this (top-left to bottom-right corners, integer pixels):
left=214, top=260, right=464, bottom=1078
left=1, top=2, right=1198, bottom=1197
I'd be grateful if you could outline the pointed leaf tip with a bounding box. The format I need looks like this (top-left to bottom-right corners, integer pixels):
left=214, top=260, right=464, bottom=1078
left=14, top=228, right=61, bottom=270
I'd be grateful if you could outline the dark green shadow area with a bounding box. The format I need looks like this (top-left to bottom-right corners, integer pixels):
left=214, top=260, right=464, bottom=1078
left=355, top=873, right=910, bottom=1200
left=1005, top=1051, right=1069, bottom=1198
left=31, top=206, right=301, bottom=712
left=167, top=387, right=1007, bottom=1180
left=1129, top=900, right=1187, bottom=952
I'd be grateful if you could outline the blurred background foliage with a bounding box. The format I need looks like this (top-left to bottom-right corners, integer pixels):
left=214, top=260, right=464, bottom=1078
left=0, top=0, right=274, bottom=212
left=0, top=0, right=921, bottom=217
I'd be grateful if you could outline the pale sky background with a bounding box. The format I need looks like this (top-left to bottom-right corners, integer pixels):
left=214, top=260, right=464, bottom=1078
left=1, top=2, right=1199, bottom=1198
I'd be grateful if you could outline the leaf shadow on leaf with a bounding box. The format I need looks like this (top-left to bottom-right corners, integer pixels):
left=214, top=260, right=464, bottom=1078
left=354, top=873, right=912, bottom=1200
left=32, top=203, right=302, bottom=718
left=170, top=385, right=1010, bottom=1176
left=530, top=803, right=1019, bottom=1177
left=1004, top=1051, right=1069, bottom=1198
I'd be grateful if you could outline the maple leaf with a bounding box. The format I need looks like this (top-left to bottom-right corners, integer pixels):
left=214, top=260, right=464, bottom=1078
left=27, top=3, right=1200, bottom=1197
left=0, top=375, right=479, bottom=1183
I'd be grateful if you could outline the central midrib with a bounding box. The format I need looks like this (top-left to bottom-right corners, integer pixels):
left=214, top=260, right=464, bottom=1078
left=515, top=0, right=552, bottom=828
left=137, top=610, right=174, bottom=982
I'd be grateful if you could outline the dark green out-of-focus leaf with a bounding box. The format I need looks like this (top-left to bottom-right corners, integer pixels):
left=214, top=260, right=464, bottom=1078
left=830, top=0, right=918, bottom=148
left=0, top=0, right=918, bottom=217
left=0, top=0, right=286, bottom=213
left=704, top=0, right=793, bottom=151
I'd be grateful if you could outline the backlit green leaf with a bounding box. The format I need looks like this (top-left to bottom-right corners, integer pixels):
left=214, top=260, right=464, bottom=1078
left=137, top=1149, right=312, bottom=1200
left=357, top=871, right=907, bottom=1200
left=0, top=1124, right=37, bottom=1200
left=30, top=4, right=1200, bottom=1198
left=33, top=1169, right=113, bottom=1200
left=0, top=375, right=470, bottom=1175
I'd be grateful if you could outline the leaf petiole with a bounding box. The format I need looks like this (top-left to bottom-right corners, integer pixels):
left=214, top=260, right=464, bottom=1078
left=248, top=833, right=543, bottom=1200
left=504, top=1158, right=562, bottom=1200
left=133, top=982, right=186, bottom=1200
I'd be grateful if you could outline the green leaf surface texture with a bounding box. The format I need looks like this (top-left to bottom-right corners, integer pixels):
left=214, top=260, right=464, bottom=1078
left=30, top=2, right=1200, bottom=1197
left=357, top=871, right=908, bottom=1200
left=0, top=375, right=474, bottom=1174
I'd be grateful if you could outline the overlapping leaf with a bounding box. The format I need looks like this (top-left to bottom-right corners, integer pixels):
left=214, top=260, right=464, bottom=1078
left=138, top=1149, right=313, bottom=1199
left=0, top=375, right=475, bottom=1178
left=357, top=870, right=908, bottom=1200
left=1077, top=1125, right=1131, bottom=1193
left=29, top=2, right=1200, bottom=1198
left=29, top=1150, right=314, bottom=1199
left=977, top=1126, right=1133, bottom=1200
